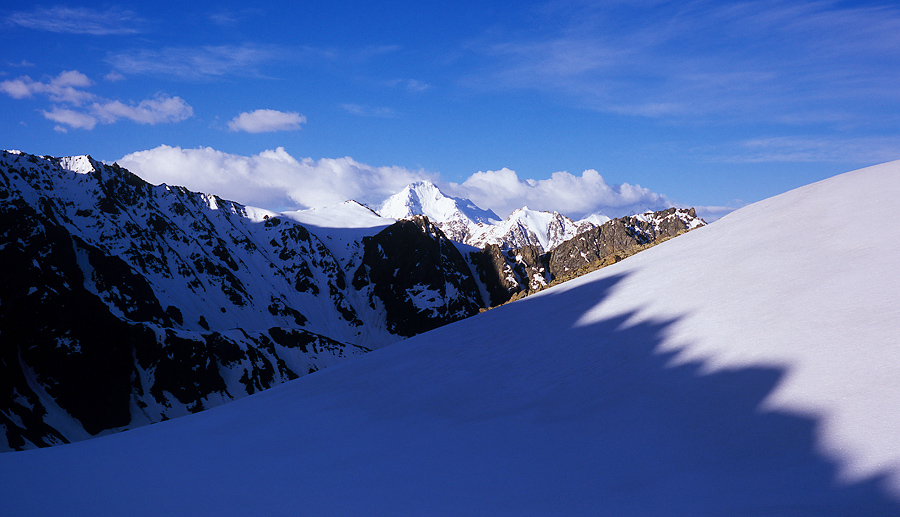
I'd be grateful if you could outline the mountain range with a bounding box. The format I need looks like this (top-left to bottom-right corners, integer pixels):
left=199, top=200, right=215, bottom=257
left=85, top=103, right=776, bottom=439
left=1, top=156, right=898, bottom=514
left=0, top=150, right=702, bottom=450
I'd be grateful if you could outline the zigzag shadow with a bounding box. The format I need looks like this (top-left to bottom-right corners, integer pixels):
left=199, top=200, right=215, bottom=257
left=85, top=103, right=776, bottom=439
left=425, top=271, right=900, bottom=514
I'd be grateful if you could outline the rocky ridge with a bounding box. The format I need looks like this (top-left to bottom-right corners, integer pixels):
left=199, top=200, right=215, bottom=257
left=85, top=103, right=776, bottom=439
left=0, top=152, right=480, bottom=450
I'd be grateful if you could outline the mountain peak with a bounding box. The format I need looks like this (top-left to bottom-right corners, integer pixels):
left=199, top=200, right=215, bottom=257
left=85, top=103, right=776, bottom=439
left=379, top=181, right=500, bottom=242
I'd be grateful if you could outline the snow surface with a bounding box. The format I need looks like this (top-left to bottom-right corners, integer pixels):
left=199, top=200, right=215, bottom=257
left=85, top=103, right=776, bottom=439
left=2, top=161, right=900, bottom=514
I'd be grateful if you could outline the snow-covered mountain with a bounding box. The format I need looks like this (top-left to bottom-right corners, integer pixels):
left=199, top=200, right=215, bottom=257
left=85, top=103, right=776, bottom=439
left=378, top=180, right=500, bottom=243
left=379, top=180, right=602, bottom=252
left=0, top=151, right=483, bottom=449
left=467, top=206, right=600, bottom=252
left=380, top=180, right=702, bottom=254
left=2, top=160, right=899, bottom=514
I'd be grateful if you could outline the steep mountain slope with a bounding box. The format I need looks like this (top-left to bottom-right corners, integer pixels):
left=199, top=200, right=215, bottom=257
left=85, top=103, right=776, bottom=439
left=0, top=151, right=481, bottom=450
left=2, top=161, right=898, bottom=514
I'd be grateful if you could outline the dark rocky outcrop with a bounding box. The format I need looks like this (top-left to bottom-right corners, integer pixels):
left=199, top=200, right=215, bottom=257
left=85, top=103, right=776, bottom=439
left=353, top=216, right=483, bottom=336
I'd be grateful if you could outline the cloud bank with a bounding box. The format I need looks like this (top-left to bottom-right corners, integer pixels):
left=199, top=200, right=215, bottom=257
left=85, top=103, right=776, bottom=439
left=447, top=168, right=671, bottom=219
left=118, top=146, right=433, bottom=211
left=0, top=70, right=192, bottom=131
left=118, top=145, right=673, bottom=219
left=228, top=109, right=306, bottom=133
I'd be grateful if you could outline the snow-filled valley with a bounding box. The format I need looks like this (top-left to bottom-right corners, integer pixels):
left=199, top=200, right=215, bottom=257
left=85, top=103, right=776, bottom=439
left=1, top=159, right=899, bottom=514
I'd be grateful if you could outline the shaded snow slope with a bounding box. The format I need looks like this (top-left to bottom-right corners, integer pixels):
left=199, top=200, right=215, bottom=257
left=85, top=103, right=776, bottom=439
left=2, top=161, right=900, bottom=514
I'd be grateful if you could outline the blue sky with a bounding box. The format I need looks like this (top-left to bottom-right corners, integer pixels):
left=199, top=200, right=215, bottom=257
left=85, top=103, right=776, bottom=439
left=2, top=1, right=900, bottom=219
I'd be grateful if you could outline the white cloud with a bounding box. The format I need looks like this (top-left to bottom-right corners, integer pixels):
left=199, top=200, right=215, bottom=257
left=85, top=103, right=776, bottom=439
left=0, top=69, right=193, bottom=131
left=117, top=145, right=673, bottom=219
left=41, top=107, right=97, bottom=131
left=447, top=168, right=671, bottom=219
left=0, top=77, right=33, bottom=99
left=106, top=44, right=308, bottom=80
left=7, top=6, right=143, bottom=35
left=387, top=78, right=430, bottom=93
left=228, top=109, right=306, bottom=133
left=466, top=1, right=900, bottom=127
left=93, top=95, right=193, bottom=125
left=117, top=146, right=433, bottom=210
left=0, top=70, right=94, bottom=104
left=717, top=136, right=900, bottom=164
left=104, top=71, right=125, bottom=82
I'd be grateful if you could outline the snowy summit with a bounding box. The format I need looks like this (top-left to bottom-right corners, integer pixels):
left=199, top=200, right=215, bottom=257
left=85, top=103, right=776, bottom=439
left=379, top=180, right=500, bottom=243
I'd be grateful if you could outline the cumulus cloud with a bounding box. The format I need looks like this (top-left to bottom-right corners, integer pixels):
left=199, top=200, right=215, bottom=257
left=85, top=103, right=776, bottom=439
left=117, top=145, right=673, bottom=219
left=0, top=70, right=193, bottom=131
left=117, top=145, right=434, bottom=210
left=228, top=109, right=306, bottom=133
left=0, top=70, right=94, bottom=104
left=92, top=95, right=193, bottom=125
left=42, top=107, right=97, bottom=132
left=447, top=168, right=672, bottom=219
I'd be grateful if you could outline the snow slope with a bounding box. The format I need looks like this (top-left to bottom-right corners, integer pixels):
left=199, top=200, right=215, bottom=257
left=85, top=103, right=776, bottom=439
left=2, top=161, right=900, bottom=514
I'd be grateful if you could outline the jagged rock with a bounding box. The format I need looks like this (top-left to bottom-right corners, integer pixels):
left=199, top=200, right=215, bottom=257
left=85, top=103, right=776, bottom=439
left=548, top=207, right=702, bottom=279
left=0, top=151, right=462, bottom=451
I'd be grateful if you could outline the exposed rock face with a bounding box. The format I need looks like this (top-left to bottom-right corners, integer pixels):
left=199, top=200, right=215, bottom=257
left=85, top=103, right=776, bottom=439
left=548, top=208, right=702, bottom=279
left=380, top=182, right=604, bottom=253
left=352, top=216, right=483, bottom=336
left=468, top=244, right=520, bottom=307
